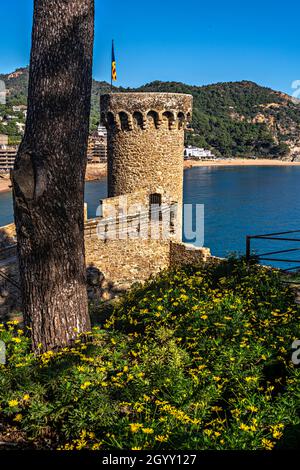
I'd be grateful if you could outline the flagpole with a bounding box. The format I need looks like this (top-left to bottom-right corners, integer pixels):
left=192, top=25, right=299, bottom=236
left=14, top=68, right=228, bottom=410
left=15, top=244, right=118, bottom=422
left=111, top=39, right=114, bottom=93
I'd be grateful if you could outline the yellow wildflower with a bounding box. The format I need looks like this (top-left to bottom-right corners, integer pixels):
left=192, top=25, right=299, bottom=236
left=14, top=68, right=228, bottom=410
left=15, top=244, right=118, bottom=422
left=239, top=423, right=250, bottom=432
left=8, top=400, right=18, bottom=408
left=129, top=423, right=143, bottom=433
left=213, top=376, right=221, bottom=382
left=13, top=413, right=23, bottom=422
left=272, top=430, right=283, bottom=439
left=155, top=435, right=169, bottom=443
left=92, top=443, right=102, bottom=450
left=247, top=405, right=258, bottom=413
left=142, top=428, right=154, bottom=434
left=245, top=376, right=258, bottom=383
left=211, top=406, right=223, bottom=412
left=262, top=438, right=275, bottom=450
left=80, top=381, right=92, bottom=390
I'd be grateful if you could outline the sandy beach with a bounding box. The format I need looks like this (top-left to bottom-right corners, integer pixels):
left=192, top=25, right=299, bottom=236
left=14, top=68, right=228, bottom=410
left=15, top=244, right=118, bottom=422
left=0, top=177, right=12, bottom=193
left=85, top=162, right=107, bottom=181
left=0, top=163, right=108, bottom=194
left=183, top=158, right=300, bottom=169
left=1, top=159, right=300, bottom=194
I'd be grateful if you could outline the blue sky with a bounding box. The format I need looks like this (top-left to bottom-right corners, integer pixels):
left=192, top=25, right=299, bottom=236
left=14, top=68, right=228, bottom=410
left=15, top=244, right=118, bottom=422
left=0, top=0, right=299, bottom=94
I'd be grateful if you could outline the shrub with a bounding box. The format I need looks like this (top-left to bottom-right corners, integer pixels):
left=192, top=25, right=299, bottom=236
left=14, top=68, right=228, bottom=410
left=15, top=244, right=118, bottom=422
left=0, top=259, right=300, bottom=450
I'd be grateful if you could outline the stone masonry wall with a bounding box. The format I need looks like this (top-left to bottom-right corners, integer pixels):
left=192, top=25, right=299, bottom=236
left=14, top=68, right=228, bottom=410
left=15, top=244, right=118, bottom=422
left=85, top=236, right=171, bottom=291
left=170, top=241, right=211, bottom=267
left=0, top=221, right=211, bottom=318
left=85, top=232, right=211, bottom=298
left=0, top=93, right=214, bottom=316
left=101, top=93, right=193, bottom=241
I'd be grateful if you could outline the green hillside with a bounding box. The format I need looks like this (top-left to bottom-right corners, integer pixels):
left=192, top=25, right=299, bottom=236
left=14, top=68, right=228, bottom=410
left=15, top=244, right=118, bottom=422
left=1, top=67, right=300, bottom=159
left=136, top=80, right=298, bottom=158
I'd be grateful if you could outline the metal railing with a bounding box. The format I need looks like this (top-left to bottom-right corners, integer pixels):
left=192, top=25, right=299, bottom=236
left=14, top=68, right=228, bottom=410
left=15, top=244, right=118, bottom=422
left=0, top=243, right=17, bottom=261
left=0, top=244, right=20, bottom=290
left=246, top=230, right=300, bottom=272
left=0, top=270, right=20, bottom=290
left=84, top=203, right=178, bottom=239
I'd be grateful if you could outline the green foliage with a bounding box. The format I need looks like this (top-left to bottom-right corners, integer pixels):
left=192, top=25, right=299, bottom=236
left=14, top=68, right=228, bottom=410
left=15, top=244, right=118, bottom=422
left=1, top=68, right=299, bottom=157
left=8, top=135, right=21, bottom=146
left=0, top=259, right=300, bottom=450
left=137, top=80, right=295, bottom=157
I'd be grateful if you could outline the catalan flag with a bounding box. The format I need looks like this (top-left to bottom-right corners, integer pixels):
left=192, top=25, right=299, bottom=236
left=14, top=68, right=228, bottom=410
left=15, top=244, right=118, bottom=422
left=111, top=40, right=117, bottom=82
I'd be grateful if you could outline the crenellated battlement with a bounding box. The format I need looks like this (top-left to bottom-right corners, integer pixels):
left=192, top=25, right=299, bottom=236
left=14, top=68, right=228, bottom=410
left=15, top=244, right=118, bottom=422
left=101, top=109, right=191, bottom=131
left=100, top=92, right=192, bottom=131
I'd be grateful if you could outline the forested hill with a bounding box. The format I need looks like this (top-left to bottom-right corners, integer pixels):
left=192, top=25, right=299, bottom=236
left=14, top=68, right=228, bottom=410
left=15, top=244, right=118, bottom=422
left=134, top=81, right=300, bottom=159
left=2, top=67, right=300, bottom=159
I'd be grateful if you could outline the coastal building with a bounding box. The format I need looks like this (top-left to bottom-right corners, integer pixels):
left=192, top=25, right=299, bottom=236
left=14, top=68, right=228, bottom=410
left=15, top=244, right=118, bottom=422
left=184, top=145, right=215, bottom=160
left=87, top=124, right=108, bottom=163
left=12, top=105, right=27, bottom=114
left=97, top=124, right=107, bottom=138
left=87, top=135, right=107, bottom=163
left=0, top=146, right=18, bottom=173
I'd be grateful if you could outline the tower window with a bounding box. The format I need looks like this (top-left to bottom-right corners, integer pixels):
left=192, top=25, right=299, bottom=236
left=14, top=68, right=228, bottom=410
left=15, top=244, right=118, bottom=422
left=119, top=112, right=130, bottom=131
left=133, top=111, right=144, bottom=129
left=149, top=193, right=162, bottom=221
left=163, top=111, right=175, bottom=130
left=147, top=111, right=159, bottom=129
left=149, top=193, right=162, bottom=206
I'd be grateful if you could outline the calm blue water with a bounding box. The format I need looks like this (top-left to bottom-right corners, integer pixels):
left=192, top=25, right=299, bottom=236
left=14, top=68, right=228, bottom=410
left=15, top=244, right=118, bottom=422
left=183, top=166, right=300, bottom=265
left=0, top=190, right=14, bottom=228
left=1, top=166, right=300, bottom=266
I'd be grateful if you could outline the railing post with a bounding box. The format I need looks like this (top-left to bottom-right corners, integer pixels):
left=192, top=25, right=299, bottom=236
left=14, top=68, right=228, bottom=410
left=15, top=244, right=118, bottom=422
left=246, top=236, right=251, bottom=262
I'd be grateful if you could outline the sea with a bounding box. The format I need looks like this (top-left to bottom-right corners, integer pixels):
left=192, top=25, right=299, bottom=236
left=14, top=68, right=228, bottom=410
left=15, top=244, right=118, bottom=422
left=1, top=166, right=300, bottom=269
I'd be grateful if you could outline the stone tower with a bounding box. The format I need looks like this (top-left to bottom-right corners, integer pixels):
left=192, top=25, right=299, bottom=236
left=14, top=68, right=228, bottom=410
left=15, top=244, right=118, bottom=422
left=100, top=92, right=193, bottom=240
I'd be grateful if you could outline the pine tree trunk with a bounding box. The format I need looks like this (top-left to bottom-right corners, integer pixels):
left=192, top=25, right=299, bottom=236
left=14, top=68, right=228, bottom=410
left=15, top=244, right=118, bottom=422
left=12, top=0, right=94, bottom=353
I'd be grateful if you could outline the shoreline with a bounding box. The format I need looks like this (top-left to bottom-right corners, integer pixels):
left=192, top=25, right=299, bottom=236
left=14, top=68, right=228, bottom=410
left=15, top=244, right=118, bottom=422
left=0, top=178, right=12, bottom=194
left=1, top=159, right=300, bottom=194
left=0, top=163, right=108, bottom=194
left=183, top=158, right=300, bottom=169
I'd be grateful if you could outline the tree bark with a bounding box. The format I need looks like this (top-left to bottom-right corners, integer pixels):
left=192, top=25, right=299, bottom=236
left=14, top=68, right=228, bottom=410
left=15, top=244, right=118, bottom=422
left=12, top=0, right=94, bottom=353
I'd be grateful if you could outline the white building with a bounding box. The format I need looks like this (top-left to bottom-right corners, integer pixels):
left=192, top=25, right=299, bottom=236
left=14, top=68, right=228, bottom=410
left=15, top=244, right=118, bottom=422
left=0, top=146, right=18, bottom=173
left=184, top=145, right=215, bottom=160
left=12, top=105, right=27, bottom=113
left=97, top=125, right=107, bottom=138
left=16, top=122, right=25, bottom=134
